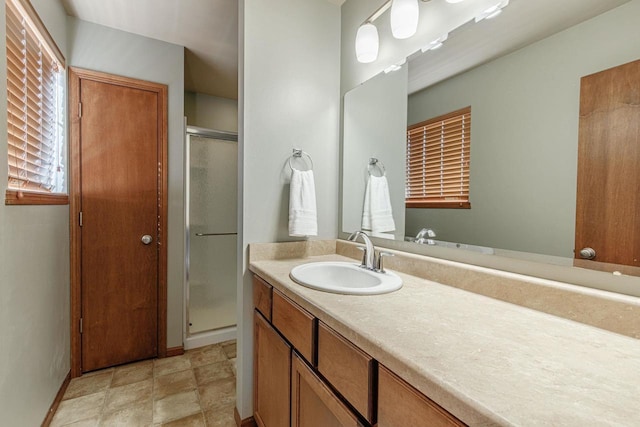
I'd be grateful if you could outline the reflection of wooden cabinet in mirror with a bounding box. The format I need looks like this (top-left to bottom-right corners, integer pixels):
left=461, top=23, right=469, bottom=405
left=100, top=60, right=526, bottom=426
left=575, top=58, right=640, bottom=275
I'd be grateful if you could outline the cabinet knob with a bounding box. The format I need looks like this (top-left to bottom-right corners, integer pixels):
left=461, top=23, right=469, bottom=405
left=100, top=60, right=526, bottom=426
left=579, top=247, right=596, bottom=260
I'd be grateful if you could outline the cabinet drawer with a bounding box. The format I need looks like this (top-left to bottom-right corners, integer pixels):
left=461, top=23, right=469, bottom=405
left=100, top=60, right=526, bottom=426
left=253, top=275, right=272, bottom=321
left=378, top=365, right=466, bottom=427
left=272, top=289, right=316, bottom=364
left=317, top=322, right=374, bottom=423
left=292, top=352, right=361, bottom=427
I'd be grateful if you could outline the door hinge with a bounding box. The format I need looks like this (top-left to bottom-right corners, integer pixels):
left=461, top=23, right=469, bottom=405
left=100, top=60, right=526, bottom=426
left=79, top=211, right=83, bottom=227
left=78, top=102, right=82, bottom=118
left=79, top=318, right=83, bottom=334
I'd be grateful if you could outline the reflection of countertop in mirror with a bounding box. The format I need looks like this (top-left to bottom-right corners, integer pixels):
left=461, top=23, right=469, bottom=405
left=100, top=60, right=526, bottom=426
left=249, top=240, right=640, bottom=426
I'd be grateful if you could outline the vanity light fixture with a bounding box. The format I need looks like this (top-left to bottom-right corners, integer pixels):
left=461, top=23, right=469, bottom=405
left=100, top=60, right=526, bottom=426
left=421, top=33, right=448, bottom=52
left=355, top=23, right=380, bottom=63
left=390, top=0, right=420, bottom=39
left=475, top=0, right=509, bottom=23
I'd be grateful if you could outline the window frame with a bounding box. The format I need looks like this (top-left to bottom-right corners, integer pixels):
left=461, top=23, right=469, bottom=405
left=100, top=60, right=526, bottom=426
left=4, top=0, right=68, bottom=206
left=405, top=106, right=471, bottom=209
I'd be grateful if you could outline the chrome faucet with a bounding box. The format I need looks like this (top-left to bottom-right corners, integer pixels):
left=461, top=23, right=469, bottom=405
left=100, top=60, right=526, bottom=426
left=348, top=231, right=394, bottom=273
left=348, top=231, right=376, bottom=270
left=415, top=228, right=436, bottom=245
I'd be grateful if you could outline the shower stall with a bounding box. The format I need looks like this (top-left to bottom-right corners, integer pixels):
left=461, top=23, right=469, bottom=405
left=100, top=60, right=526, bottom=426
left=184, top=125, right=238, bottom=349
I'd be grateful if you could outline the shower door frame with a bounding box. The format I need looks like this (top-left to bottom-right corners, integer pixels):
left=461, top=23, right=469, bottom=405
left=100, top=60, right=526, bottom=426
left=184, top=125, right=239, bottom=340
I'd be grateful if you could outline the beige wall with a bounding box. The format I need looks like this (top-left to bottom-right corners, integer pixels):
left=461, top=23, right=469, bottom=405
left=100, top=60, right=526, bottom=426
left=185, top=92, right=238, bottom=132
left=237, top=0, right=341, bottom=417
left=406, top=0, right=640, bottom=257
left=0, top=1, right=70, bottom=424
left=67, top=18, right=185, bottom=348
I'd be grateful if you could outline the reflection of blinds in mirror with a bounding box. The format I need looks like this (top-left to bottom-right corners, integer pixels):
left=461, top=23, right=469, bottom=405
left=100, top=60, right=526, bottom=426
left=406, top=106, right=471, bottom=209
left=6, top=0, right=65, bottom=193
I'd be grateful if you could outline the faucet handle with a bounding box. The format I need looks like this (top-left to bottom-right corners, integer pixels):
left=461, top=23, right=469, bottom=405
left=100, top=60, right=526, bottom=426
left=376, top=251, right=394, bottom=273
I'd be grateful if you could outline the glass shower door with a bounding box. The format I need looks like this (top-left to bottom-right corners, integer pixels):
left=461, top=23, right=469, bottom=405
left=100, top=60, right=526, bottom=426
left=187, top=132, right=237, bottom=335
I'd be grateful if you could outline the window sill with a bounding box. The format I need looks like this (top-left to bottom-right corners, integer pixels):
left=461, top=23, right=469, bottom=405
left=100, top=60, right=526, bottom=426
left=5, top=189, right=69, bottom=206
left=406, top=201, right=471, bottom=209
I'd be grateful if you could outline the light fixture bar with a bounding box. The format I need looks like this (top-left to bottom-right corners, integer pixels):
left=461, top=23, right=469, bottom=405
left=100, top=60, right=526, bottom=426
left=363, top=0, right=430, bottom=24
left=364, top=0, right=392, bottom=24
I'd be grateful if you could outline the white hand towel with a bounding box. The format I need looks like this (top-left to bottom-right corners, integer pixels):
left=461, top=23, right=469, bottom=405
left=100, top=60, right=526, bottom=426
left=289, top=169, right=318, bottom=237
left=362, top=175, right=395, bottom=233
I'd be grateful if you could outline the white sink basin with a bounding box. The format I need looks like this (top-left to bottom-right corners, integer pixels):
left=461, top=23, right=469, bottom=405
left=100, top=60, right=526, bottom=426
left=289, top=262, right=402, bottom=295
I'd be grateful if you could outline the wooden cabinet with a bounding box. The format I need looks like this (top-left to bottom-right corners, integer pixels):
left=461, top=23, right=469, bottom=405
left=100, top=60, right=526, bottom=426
left=317, top=322, right=375, bottom=423
left=292, top=352, right=362, bottom=427
left=254, top=310, right=291, bottom=427
left=253, top=273, right=465, bottom=427
left=378, top=365, right=466, bottom=427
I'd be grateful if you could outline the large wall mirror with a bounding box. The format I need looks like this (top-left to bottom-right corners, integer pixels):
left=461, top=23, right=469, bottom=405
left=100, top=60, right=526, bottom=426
left=341, top=0, right=640, bottom=296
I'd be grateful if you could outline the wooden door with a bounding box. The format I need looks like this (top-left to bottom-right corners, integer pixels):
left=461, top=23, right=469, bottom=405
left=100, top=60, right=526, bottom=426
left=291, top=353, right=361, bottom=427
left=254, top=310, right=291, bottom=427
left=69, top=68, right=168, bottom=374
left=575, top=59, right=640, bottom=271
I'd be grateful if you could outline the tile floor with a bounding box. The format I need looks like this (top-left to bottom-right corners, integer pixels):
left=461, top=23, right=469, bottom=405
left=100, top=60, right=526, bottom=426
left=50, top=341, right=237, bottom=427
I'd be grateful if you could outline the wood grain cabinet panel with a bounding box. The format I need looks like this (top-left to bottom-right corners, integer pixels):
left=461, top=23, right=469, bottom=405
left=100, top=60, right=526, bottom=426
left=253, top=275, right=273, bottom=321
left=317, top=322, right=375, bottom=423
left=378, top=365, right=466, bottom=427
left=272, top=289, right=316, bottom=364
left=254, top=310, right=291, bottom=427
left=292, top=352, right=362, bottom=427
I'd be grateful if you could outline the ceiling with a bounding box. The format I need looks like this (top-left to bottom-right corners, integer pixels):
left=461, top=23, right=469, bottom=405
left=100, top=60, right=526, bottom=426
left=61, top=0, right=239, bottom=100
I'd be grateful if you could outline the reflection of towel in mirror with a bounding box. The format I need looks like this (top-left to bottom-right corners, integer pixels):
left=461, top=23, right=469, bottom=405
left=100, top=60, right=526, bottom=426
left=362, top=175, right=395, bottom=233
left=289, top=169, right=318, bottom=237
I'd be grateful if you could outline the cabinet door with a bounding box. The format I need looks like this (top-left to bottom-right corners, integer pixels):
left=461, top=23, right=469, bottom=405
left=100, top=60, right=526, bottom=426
left=378, top=365, right=466, bottom=427
left=254, top=310, right=291, bottom=427
left=291, top=353, right=362, bottom=427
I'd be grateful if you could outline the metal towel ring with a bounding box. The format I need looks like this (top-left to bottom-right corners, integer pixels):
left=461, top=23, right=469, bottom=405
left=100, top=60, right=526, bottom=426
left=289, top=149, right=314, bottom=171
left=368, top=158, right=386, bottom=176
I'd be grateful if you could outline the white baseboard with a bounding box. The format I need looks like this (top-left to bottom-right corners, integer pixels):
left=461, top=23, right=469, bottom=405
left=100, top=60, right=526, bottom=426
left=184, top=325, right=237, bottom=350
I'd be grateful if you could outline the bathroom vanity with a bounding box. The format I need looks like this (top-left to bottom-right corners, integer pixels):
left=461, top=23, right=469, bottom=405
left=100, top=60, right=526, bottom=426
left=249, top=240, right=640, bottom=426
left=253, top=274, right=463, bottom=426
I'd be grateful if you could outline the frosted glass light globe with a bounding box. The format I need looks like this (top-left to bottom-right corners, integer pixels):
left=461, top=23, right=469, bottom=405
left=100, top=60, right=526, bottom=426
left=355, top=23, right=379, bottom=63
left=391, top=0, right=419, bottom=39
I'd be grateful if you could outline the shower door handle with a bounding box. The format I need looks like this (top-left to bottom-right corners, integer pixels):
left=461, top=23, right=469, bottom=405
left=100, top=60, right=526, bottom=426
left=195, top=232, right=238, bottom=237
left=141, top=235, right=153, bottom=245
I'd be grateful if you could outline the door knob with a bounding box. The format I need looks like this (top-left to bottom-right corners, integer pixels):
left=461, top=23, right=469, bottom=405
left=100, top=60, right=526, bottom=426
left=579, top=247, right=596, bottom=260
left=141, top=235, right=153, bottom=245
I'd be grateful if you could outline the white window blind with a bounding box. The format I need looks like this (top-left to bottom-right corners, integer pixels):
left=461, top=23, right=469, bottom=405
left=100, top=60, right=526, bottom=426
left=6, top=0, right=65, bottom=195
left=406, top=106, right=471, bottom=208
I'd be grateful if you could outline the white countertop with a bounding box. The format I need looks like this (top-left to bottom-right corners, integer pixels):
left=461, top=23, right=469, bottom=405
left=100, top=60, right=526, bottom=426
left=250, top=253, right=640, bottom=426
